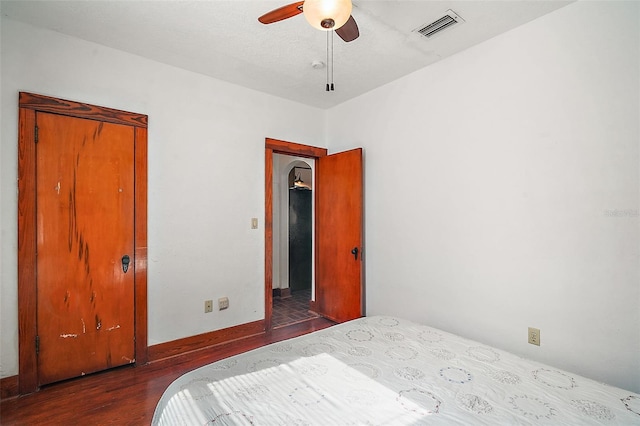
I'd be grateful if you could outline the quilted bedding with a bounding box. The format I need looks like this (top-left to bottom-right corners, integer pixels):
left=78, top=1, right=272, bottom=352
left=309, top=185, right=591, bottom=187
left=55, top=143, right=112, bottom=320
left=152, top=316, right=640, bottom=425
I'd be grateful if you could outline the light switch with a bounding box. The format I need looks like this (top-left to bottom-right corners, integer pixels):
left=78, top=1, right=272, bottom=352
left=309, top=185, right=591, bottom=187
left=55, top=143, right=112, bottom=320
left=251, top=218, right=258, bottom=229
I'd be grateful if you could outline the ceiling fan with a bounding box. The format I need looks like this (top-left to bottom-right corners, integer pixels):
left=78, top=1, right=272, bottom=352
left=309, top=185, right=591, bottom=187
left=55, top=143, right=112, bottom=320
left=258, top=0, right=359, bottom=42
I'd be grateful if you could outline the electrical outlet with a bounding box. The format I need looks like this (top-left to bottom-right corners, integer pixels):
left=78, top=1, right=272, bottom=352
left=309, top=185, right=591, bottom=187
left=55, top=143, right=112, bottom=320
left=204, top=300, right=213, bottom=313
left=218, top=297, right=229, bottom=310
left=528, top=327, right=540, bottom=346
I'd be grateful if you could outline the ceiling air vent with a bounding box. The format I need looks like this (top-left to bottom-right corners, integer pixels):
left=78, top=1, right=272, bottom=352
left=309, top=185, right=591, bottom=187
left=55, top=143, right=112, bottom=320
left=414, top=10, right=464, bottom=38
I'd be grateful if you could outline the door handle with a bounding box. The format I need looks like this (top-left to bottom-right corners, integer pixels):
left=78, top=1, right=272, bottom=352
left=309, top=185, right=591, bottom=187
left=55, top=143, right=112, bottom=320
left=351, top=247, right=359, bottom=260
left=121, top=255, right=131, bottom=273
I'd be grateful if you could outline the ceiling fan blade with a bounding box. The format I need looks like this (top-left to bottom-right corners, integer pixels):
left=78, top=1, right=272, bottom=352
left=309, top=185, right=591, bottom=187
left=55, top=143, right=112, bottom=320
left=258, top=2, right=304, bottom=24
left=336, top=15, right=359, bottom=42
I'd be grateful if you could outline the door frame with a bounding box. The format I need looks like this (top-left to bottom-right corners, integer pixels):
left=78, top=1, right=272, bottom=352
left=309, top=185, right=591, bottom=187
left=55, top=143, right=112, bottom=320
left=17, top=92, right=148, bottom=394
left=265, top=138, right=327, bottom=331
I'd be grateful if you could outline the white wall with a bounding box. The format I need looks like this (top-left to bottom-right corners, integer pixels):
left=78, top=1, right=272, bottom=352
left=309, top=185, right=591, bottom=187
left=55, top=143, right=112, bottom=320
left=328, top=1, right=639, bottom=392
left=0, top=18, right=326, bottom=378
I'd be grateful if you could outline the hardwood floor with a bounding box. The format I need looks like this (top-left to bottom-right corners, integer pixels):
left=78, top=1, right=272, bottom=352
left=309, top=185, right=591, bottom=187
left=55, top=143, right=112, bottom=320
left=0, top=317, right=335, bottom=425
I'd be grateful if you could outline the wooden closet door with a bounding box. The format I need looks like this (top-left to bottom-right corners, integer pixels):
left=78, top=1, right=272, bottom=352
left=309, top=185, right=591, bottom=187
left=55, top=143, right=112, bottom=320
left=35, top=112, right=135, bottom=385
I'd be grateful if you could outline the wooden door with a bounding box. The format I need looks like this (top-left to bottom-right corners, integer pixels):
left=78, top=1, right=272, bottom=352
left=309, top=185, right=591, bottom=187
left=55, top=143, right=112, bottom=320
left=35, top=112, right=136, bottom=385
left=316, top=148, right=363, bottom=322
left=18, top=92, right=148, bottom=394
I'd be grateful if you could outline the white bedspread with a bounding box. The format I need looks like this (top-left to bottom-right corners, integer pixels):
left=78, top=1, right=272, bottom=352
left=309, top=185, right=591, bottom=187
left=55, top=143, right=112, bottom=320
left=152, top=316, right=640, bottom=425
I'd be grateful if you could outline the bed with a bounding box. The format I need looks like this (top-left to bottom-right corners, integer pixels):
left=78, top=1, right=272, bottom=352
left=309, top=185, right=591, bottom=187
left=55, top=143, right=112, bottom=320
left=152, top=316, right=640, bottom=425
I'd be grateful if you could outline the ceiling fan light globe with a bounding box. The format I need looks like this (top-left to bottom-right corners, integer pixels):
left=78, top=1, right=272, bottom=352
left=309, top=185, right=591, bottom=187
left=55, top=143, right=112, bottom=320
left=303, top=0, right=352, bottom=31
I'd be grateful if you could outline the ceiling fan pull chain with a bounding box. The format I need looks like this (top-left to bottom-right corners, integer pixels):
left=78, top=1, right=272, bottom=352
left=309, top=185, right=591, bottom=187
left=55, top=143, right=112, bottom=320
left=326, top=30, right=335, bottom=92
left=326, top=30, right=330, bottom=91
left=331, top=30, right=335, bottom=91
left=325, top=29, right=336, bottom=91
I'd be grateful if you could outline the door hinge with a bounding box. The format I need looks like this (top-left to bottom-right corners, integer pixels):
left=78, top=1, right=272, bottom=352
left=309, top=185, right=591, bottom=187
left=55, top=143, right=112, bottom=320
left=34, top=126, right=39, bottom=143
left=35, top=335, right=40, bottom=355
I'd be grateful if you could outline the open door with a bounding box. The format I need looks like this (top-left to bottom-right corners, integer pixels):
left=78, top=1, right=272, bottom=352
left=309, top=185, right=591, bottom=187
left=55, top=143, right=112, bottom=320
left=316, top=148, right=363, bottom=322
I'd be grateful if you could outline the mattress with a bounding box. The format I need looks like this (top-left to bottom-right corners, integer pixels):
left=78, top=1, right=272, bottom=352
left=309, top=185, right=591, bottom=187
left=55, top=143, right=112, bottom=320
left=152, top=316, right=640, bottom=425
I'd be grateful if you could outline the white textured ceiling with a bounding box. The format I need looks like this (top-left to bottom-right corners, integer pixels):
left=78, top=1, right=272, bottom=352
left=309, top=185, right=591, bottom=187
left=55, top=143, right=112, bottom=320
left=1, top=0, right=573, bottom=109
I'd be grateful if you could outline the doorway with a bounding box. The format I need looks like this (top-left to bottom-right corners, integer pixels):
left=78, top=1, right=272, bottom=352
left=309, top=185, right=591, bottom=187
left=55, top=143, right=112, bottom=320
left=271, top=157, right=318, bottom=328
left=264, top=138, right=364, bottom=331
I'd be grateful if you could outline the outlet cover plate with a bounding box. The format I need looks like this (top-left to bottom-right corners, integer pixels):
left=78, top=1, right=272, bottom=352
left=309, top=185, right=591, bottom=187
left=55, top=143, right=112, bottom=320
left=218, top=297, right=229, bottom=310
left=528, top=327, right=540, bottom=346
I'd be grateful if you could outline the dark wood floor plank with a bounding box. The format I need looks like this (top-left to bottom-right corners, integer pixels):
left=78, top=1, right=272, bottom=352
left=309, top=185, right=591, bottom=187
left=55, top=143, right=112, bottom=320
left=0, top=318, right=334, bottom=425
